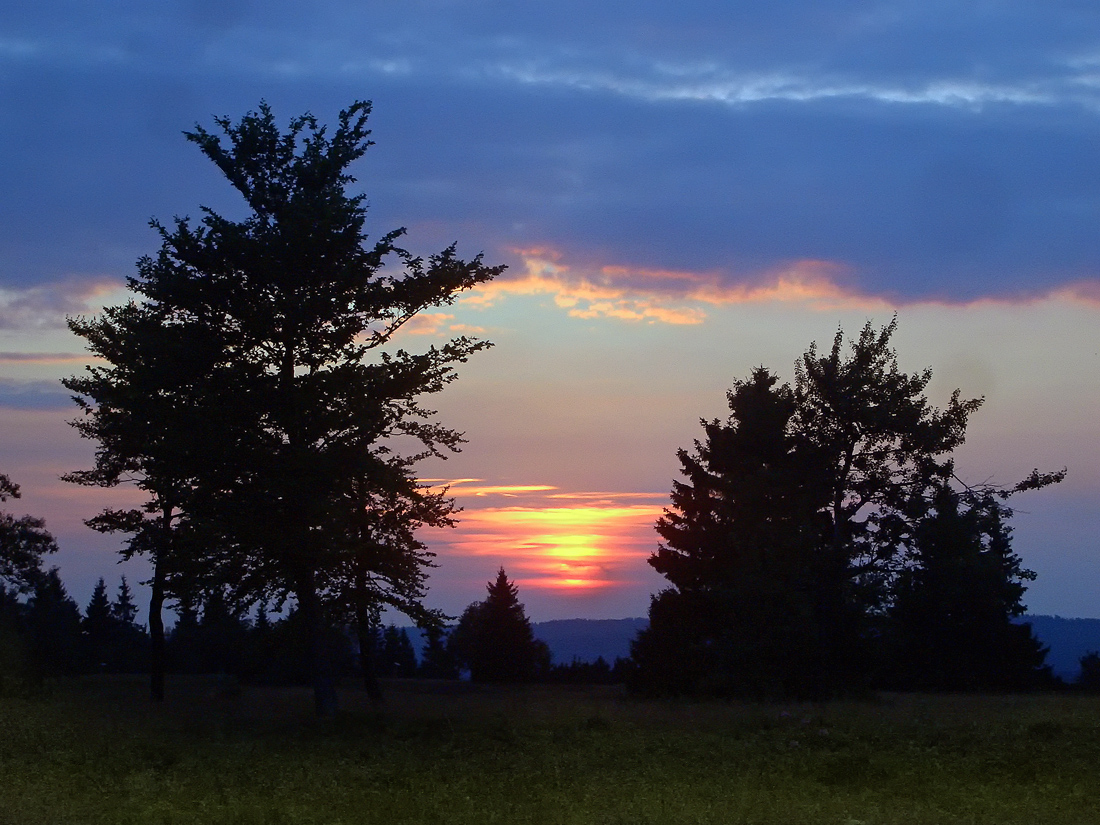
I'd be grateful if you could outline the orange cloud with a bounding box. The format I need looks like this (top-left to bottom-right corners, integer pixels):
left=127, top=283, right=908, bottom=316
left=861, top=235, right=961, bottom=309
left=423, top=478, right=560, bottom=497
left=398, top=312, right=456, bottom=335
left=460, top=248, right=881, bottom=323
left=460, top=246, right=1100, bottom=322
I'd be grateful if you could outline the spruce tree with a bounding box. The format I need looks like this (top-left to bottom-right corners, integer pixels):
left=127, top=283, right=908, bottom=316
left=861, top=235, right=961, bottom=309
left=381, top=625, right=418, bottom=678
left=451, top=568, right=549, bottom=682
left=419, top=624, right=458, bottom=679
left=887, top=483, right=1052, bottom=690
left=25, top=569, right=82, bottom=678
left=82, top=578, right=116, bottom=672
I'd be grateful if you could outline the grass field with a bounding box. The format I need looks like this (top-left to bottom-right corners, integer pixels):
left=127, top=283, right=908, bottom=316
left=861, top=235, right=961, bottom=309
left=1, top=676, right=1098, bottom=824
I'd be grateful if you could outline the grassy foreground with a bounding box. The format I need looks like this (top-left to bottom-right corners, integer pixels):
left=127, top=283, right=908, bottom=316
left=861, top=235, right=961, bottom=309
left=1, top=677, right=1098, bottom=824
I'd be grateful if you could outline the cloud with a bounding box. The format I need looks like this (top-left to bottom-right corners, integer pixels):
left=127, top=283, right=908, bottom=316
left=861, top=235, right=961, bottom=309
left=0, top=378, right=71, bottom=410
left=0, top=352, right=96, bottom=363
left=3, top=2, right=1100, bottom=304
left=461, top=248, right=878, bottom=323
left=424, top=478, right=560, bottom=497
left=459, top=247, right=1100, bottom=323
left=0, top=278, right=126, bottom=330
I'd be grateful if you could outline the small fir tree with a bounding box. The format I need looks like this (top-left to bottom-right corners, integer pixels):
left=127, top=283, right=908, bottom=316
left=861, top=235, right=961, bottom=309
left=450, top=568, right=549, bottom=682
left=82, top=578, right=116, bottom=672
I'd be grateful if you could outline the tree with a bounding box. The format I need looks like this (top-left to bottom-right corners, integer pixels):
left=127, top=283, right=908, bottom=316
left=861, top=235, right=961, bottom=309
left=0, top=473, right=57, bottom=594
left=66, top=100, right=502, bottom=715
left=64, top=298, right=229, bottom=700
left=450, top=568, right=550, bottom=682
left=82, top=577, right=116, bottom=672
left=25, top=569, right=82, bottom=678
left=789, top=318, right=986, bottom=686
left=419, top=623, right=458, bottom=679
left=1077, top=651, right=1100, bottom=692
left=886, top=482, right=1052, bottom=690
left=379, top=625, right=418, bottom=678
left=637, top=368, right=832, bottom=697
left=637, top=320, right=1060, bottom=697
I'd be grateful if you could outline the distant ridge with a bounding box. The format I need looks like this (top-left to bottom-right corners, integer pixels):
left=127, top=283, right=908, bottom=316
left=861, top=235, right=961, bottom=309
left=403, top=614, right=1100, bottom=681
left=532, top=618, right=648, bottom=665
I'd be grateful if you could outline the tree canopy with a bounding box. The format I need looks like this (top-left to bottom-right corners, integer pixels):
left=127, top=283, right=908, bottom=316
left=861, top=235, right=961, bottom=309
left=65, top=100, right=503, bottom=714
left=0, top=473, right=57, bottom=595
left=450, top=568, right=550, bottom=682
left=635, top=319, right=1061, bottom=697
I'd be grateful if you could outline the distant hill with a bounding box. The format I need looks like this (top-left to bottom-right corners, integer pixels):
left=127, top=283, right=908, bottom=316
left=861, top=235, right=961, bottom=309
left=401, top=614, right=1100, bottom=681
left=532, top=618, right=648, bottom=664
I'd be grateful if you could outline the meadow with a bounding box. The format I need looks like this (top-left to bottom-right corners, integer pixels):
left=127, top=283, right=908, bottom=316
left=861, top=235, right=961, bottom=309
left=1, top=677, right=1098, bottom=825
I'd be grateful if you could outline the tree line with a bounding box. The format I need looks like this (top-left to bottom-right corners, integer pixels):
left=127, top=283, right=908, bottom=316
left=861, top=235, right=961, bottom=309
left=0, top=553, right=623, bottom=690
left=0, top=99, right=1088, bottom=708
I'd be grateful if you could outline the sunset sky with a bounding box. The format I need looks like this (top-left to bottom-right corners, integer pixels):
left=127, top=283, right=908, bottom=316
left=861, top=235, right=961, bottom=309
left=2, top=2, right=1099, bottom=622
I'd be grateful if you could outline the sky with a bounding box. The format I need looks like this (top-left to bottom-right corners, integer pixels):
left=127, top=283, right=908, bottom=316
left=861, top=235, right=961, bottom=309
left=1, top=1, right=1099, bottom=622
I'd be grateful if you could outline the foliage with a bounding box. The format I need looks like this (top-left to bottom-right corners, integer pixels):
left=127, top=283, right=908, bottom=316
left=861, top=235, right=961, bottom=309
left=639, top=367, right=832, bottom=697
left=887, top=484, right=1053, bottom=690
left=81, top=577, right=150, bottom=674
left=378, top=625, right=418, bottom=678
left=418, top=623, right=458, bottom=679
left=638, top=319, right=1061, bottom=698
left=24, top=569, right=83, bottom=678
left=450, top=568, right=551, bottom=682
left=0, top=473, right=57, bottom=595
left=64, top=100, right=502, bottom=714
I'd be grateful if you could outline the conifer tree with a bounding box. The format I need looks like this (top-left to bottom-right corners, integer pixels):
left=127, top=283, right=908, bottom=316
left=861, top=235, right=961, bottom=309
left=25, top=569, right=82, bottom=678
left=419, top=624, right=458, bottom=679
left=451, top=568, right=549, bottom=682
left=381, top=625, right=418, bottom=677
left=82, top=577, right=115, bottom=672
left=887, top=483, right=1052, bottom=690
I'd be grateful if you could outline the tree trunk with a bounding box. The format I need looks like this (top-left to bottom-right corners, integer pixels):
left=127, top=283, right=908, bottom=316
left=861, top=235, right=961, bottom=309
left=149, top=558, right=166, bottom=702
left=298, top=581, right=338, bottom=717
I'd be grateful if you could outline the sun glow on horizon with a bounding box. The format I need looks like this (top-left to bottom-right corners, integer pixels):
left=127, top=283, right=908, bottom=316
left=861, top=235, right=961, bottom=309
left=425, top=484, right=668, bottom=593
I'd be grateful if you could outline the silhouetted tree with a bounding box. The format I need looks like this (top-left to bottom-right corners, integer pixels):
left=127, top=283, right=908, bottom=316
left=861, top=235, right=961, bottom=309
left=165, top=595, right=201, bottom=674
left=380, top=625, right=418, bottom=677
left=419, top=623, right=458, bottom=679
left=0, top=583, right=31, bottom=691
left=450, top=568, right=550, bottom=682
left=887, top=483, right=1053, bottom=690
left=0, top=473, right=57, bottom=595
left=637, top=320, right=1061, bottom=697
left=65, top=100, right=502, bottom=715
left=25, top=569, right=82, bottom=678
left=637, top=368, right=832, bottom=697
left=82, top=578, right=115, bottom=672
left=788, top=318, right=987, bottom=688
left=64, top=296, right=228, bottom=700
